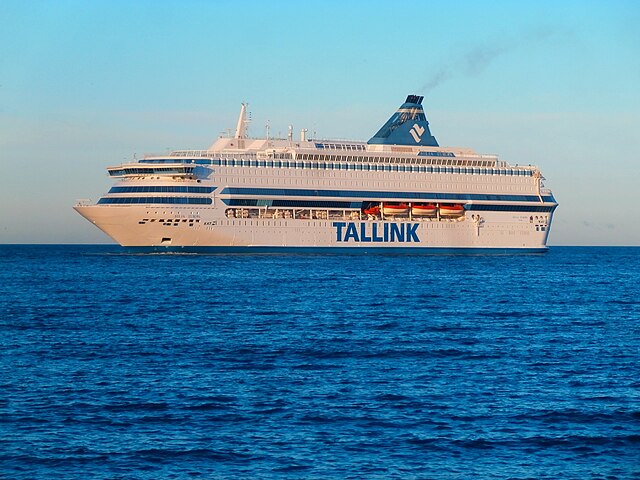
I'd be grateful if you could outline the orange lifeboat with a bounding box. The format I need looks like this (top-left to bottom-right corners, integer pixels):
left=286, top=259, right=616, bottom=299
left=382, top=203, right=409, bottom=216
left=411, top=203, right=437, bottom=216
left=364, top=205, right=380, bottom=216
left=439, top=204, right=465, bottom=216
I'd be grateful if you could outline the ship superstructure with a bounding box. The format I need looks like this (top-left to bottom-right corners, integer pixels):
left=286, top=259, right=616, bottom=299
left=75, top=96, right=557, bottom=252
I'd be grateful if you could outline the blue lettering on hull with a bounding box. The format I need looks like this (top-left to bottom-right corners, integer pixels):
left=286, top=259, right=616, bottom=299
left=332, top=222, right=421, bottom=243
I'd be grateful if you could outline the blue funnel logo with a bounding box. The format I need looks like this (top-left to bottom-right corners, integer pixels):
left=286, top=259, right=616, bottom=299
left=368, top=95, right=439, bottom=147
left=409, top=124, right=426, bottom=142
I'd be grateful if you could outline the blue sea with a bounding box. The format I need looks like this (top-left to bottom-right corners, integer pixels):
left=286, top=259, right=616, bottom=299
left=1, top=245, right=639, bottom=479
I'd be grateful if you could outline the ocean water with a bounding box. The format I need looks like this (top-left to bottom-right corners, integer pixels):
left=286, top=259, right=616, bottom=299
left=1, top=245, right=639, bottom=479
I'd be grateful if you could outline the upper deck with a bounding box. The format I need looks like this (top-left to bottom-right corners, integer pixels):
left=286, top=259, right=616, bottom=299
left=106, top=95, right=547, bottom=188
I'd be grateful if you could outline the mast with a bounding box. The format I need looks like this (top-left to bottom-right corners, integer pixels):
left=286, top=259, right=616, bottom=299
left=234, top=102, right=248, bottom=139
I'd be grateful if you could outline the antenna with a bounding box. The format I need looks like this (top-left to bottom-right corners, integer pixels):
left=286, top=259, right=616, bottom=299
left=265, top=120, right=271, bottom=140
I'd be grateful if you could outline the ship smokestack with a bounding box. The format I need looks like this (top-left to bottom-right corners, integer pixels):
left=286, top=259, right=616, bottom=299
left=367, top=94, right=438, bottom=146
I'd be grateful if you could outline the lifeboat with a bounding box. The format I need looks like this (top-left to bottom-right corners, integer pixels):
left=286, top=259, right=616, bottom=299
left=411, top=203, right=437, bottom=216
left=364, top=205, right=380, bottom=216
left=439, top=204, right=465, bottom=216
left=382, top=203, right=409, bottom=216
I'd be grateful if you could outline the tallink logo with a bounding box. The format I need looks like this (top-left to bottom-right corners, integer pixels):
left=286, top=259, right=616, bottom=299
left=409, top=123, right=425, bottom=143
left=333, top=222, right=421, bottom=243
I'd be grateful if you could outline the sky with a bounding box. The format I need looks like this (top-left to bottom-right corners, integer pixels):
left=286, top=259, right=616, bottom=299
left=0, top=0, right=639, bottom=245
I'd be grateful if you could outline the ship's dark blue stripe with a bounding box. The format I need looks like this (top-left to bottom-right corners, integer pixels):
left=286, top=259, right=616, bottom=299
left=465, top=204, right=556, bottom=212
left=222, top=198, right=556, bottom=213
left=97, top=197, right=212, bottom=205
left=222, top=199, right=556, bottom=212
left=223, top=199, right=360, bottom=209
left=219, top=187, right=556, bottom=204
left=109, top=186, right=215, bottom=194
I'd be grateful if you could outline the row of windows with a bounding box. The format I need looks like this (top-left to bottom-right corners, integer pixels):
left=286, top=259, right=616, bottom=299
left=294, top=154, right=495, bottom=167
left=417, top=151, right=456, bottom=157
left=220, top=187, right=555, bottom=204
left=98, top=197, right=212, bottom=205
left=108, top=167, right=195, bottom=177
left=108, top=186, right=215, bottom=194
left=139, top=158, right=212, bottom=164
left=208, top=158, right=530, bottom=175
left=315, top=142, right=366, bottom=151
left=129, top=159, right=512, bottom=176
left=137, top=155, right=514, bottom=170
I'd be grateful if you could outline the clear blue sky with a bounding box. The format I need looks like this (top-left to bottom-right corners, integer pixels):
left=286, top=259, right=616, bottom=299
left=1, top=0, right=638, bottom=245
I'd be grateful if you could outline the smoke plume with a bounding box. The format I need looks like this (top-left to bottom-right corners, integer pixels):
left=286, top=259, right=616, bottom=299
left=419, top=28, right=557, bottom=93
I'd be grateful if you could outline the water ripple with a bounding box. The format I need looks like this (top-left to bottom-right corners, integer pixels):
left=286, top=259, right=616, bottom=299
left=1, top=245, right=639, bottom=479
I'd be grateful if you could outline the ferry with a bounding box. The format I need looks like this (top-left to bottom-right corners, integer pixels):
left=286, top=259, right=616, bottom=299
left=74, top=95, right=557, bottom=253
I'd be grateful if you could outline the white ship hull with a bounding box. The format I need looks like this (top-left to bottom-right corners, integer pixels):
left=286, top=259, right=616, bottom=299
left=75, top=204, right=552, bottom=253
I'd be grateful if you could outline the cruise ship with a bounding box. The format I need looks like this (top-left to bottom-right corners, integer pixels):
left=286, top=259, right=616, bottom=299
left=75, top=95, right=557, bottom=253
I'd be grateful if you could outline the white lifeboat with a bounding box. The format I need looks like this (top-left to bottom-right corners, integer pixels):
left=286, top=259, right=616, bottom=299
left=411, top=203, right=437, bottom=216
left=382, top=203, right=409, bottom=216
left=439, top=204, right=465, bottom=216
